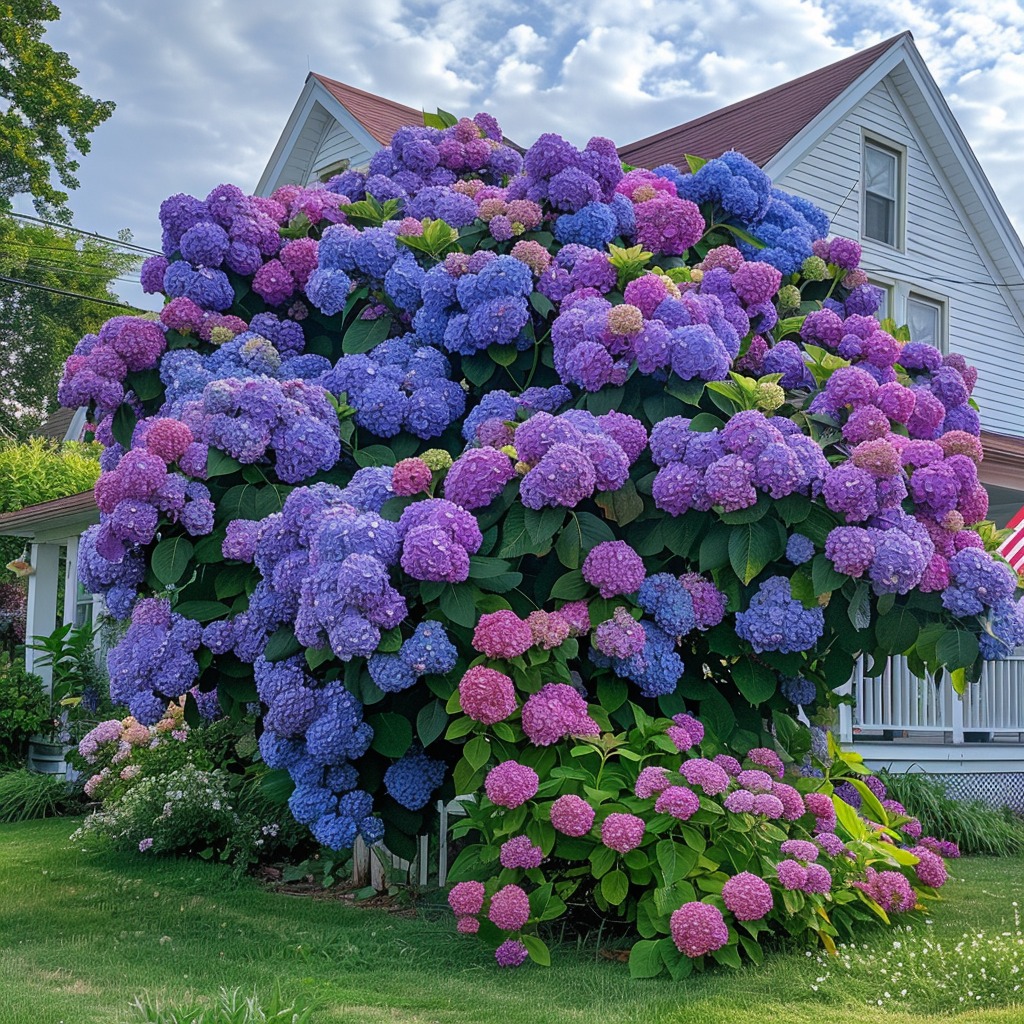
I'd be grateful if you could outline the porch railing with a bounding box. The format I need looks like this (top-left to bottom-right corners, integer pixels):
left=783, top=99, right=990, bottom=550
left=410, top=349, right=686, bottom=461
left=840, top=655, right=1024, bottom=743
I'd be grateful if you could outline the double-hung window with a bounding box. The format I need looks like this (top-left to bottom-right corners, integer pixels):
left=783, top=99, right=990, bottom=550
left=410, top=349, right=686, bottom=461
left=863, top=140, right=901, bottom=247
left=906, top=293, right=945, bottom=350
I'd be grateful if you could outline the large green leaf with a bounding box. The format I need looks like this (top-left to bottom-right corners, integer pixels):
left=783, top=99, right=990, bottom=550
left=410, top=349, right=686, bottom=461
left=629, top=939, right=665, bottom=979
left=732, top=659, right=776, bottom=703
left=811, top=553, right=846, bottom=596
left=439, top=584, right=480, bottom=628
left=151, top=537, right=193, bottom=586
left=499, top=503, right=533, bottom=558
left=550, top=570, right=588, bottom=601
left=935, top=628, right=979, bottom=671
left=594, top=479, right=644, bottom=525
left=368, top=712, right=413, bottom=758
left=416, top=700, right=448, bottom=748
left=875, top=607, right=919, bottom=655
left=341, top=315, right=391, bottom=354
left=172, top=600, right=230, bottom=623
left=728, top=519, right=783, bottom=584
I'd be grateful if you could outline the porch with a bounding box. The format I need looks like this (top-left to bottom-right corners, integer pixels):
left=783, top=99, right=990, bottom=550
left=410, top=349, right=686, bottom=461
left=838, top=655, right=1024, bottom=809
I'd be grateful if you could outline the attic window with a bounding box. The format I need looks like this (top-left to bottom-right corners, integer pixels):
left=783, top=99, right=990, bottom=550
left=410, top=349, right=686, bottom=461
left=317, top=159, right=350, bottom=184
left=907, top=293, right=945, bottom=350
left=863, top=140, right=901, bottom=247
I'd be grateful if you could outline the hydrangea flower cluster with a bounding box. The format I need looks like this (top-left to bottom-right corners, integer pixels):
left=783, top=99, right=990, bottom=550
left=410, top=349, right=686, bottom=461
left=515, top=410, right=647, bottom=510
left=649, top=410, right=828, bottom=516
left=319, top=335, right=466, bottom=440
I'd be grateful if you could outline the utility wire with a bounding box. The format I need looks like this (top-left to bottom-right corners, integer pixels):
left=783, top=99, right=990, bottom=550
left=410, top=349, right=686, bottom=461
left=0, top=274, right=147, bottom=311
left=4, top=212, right=162, bottom=256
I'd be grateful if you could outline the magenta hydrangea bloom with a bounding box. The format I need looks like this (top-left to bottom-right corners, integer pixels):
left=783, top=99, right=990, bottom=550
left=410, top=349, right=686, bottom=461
left=780, top=839, right=819, bottom=863
left=679, top=758, right=730, bottom=795
left=448, top=880, right=486, bottom=916
left=855, top=868, right=916, bottom=912
left=459, top=666, right=517, bottom=725
left=738, top=769, right=774, bottom=793
left=714, top=754, right=743, bottom=777
left=392, top=457, right=433, bottom=496
left=444, top=447, right=516, bottom=509
left=495, top=939, right=529, bottom=967
left=485, top=761, right=539, bottom=808
left=500, top=835, right=545, bottom=869
left=550, top=794, right=595, bottom=836
left=751, top=794, right=785, bottom=819
left=581, top=541, right=646, bottom=598
left=745, top=747, right=784, bottom=778
left=601, top=812, right=645, bottom=853
left=634, top=765, right=671, bottom=799
left=654, top=786, right=700, bottom=821
left=521, top=683, right=599, bottom=746
left=488, top=884, right=531, bottom=930
left=777, top=859, right=808, bottom=891
left=670, top=902, right=729, bottom=957
left=558, top=600, right=592, bottom=636
left=804, top=863, right=833, bottom=894
left=908, top=846, right=948, bottom=888
left=457, top=915, right=480, bottom=934
left=472, top=610, right=534, bottom=659
left=722, top=872, right=774, bottom=921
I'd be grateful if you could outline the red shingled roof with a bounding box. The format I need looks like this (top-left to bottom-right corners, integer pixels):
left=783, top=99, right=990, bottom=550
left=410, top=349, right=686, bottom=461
left=310, top=74, right=423, bottom=146
left=619, top=33, right=910, bottom=171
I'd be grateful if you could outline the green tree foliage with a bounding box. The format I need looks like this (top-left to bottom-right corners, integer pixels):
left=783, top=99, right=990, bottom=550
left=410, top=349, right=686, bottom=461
left=0, top=436, right=101, bottom=513
left=0, top=0, right=115, bottom=218
left=0, top=218, right=139, bottom=439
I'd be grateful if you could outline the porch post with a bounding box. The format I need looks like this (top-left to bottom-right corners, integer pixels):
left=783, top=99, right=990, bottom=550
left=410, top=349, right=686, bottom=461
left=63, top=534, right=80, bottom=627
left=24, top=542, right=61, bottom=694
left=951, top=691, right=965, bottom=745
left=837, top=661, right=857, bottom=744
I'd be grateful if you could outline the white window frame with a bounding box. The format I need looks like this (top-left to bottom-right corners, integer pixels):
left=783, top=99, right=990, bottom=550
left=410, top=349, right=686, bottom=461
left=868, top=278, right=894, bottom=324
left=862, top=135, right=906, bottom=251
left=905, top=291, right=947, bottom=352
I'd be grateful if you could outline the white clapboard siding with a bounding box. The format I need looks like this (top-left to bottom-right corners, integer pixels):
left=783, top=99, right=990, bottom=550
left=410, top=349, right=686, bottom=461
left=308, top=119, right=375, bottom=182
left=776, top=78, right=1024, bottom=439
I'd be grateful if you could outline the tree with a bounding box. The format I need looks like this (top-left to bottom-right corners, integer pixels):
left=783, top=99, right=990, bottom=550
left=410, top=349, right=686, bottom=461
left=0, top=217, right=139, bottom=439
left=0, top=0, right=115, bottom=218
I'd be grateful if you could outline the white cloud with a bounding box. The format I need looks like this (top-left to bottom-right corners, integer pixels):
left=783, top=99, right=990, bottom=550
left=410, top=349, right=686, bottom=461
left=26, top=0, right=1024, bottom=317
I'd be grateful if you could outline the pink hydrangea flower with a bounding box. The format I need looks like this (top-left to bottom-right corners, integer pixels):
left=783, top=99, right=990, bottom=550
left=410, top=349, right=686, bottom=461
left=724, top=790, right=755, bottom=813
left=804, top=792, right=836, bottom=828
left=459, top=666, right=517, bottom=725
left=634, top=766, right=671, bottom=799
left=485, top=761, right=539, bottom=808
left=804, top=863, right=833, bottom=894
left=472, top=610, right=534, bottom=659
left=745, top=747, right=784, bottom=778
left=495, top=938, right=529, bottom=967
left=550, top=794, right=595, bottom=836
left=456, top=915, right=480, bottom=934
left=909, top=846, right=948, bottom=888
left=520, top=683, right=599, bottom=747
left=654, top=786, right=700, bottom=821
left=751, top=794, right=784, bottom=819
left=779, top=839, right=819, bottom=863
left=777, top=859, right=808, bottom=891
left=738, top=769, right=774, bottom=793
left=679, top=758, right=730, bottom=795
left=713, top=754, right=743, bottom=777
left=500, top=835, right=544, bottom=869
left=722, top=872, right=773, bottom=921
left=581, top=541, right=646, bottom=598
left=488, top=884, right=531, bottom=930
left=601, top=813, right=645, bottom=853
left=772, top=782, right=806, bottom=821
left=557, top=600, right=592, bottom=636
left=526, top=610, right=571, bottom=650
left=670, top=902, right=729, bottom=957
left=392, top=458, right=433, bottom=496
left=448, top=880, right=486, bottom=916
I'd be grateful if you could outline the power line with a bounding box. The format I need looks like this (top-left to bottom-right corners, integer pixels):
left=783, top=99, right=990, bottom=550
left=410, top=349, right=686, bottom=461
left=17, top=258, right=141, bottom=284
left=0, top=274, right=147, bottom=311
left=1, top=236, right=143, bottom=264
left=5, top=212, right=163, bottom=256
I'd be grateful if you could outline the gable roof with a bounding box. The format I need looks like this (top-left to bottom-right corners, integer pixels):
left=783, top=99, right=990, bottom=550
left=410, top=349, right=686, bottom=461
left=308, top=74, right=423, bottom=147
left=618, top=33, right=909, bottom=170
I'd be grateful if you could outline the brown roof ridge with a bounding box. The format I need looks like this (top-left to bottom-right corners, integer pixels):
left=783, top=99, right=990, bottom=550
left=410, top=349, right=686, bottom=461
left=619, top=31, right=912, bottom=170
left=309, top=73, right=424, bottom=146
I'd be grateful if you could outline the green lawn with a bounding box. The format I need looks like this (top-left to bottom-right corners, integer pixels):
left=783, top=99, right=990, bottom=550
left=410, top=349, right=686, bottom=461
left=1, top=818, right=1022, bottom=1024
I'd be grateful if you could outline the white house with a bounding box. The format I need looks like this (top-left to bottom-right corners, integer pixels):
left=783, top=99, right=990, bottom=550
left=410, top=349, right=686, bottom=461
left=5, top=33, right=1023, bottom=800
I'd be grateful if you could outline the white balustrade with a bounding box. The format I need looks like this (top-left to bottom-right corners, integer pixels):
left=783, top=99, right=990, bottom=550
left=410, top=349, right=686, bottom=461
left=851, top=655, right=1024, bottom=740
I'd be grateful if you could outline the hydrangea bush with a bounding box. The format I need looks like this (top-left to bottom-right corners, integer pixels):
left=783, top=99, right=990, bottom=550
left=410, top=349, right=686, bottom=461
left=62, top=110, right=1018, bottom=972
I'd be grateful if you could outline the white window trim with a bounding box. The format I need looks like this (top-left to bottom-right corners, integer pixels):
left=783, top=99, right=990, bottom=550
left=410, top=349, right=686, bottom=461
left=861, top=132, right=907, bottom=252
left=905, top=290, right=948, bottom=353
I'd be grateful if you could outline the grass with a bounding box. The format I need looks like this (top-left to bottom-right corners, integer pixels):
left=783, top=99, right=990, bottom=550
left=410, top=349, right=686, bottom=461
left=1, top=819, right=1023, bottom=1024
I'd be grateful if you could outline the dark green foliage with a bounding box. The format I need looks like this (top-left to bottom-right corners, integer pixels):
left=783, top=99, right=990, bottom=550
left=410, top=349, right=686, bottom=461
left=0, top=768, right=81, bottom=821
left=880, top=770, right=1024, bottom=856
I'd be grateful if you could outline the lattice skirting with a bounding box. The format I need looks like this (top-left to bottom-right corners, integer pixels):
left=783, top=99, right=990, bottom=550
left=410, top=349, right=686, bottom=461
left=929, top=773, right=1024, bottom=813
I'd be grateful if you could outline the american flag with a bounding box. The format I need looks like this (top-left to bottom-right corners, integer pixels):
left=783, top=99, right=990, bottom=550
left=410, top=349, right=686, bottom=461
left=997, top=505, right=1024, bottom=574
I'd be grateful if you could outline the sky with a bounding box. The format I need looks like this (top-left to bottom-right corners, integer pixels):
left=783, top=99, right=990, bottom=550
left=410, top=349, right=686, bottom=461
left=17, top=0, right=1024, bottom=311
